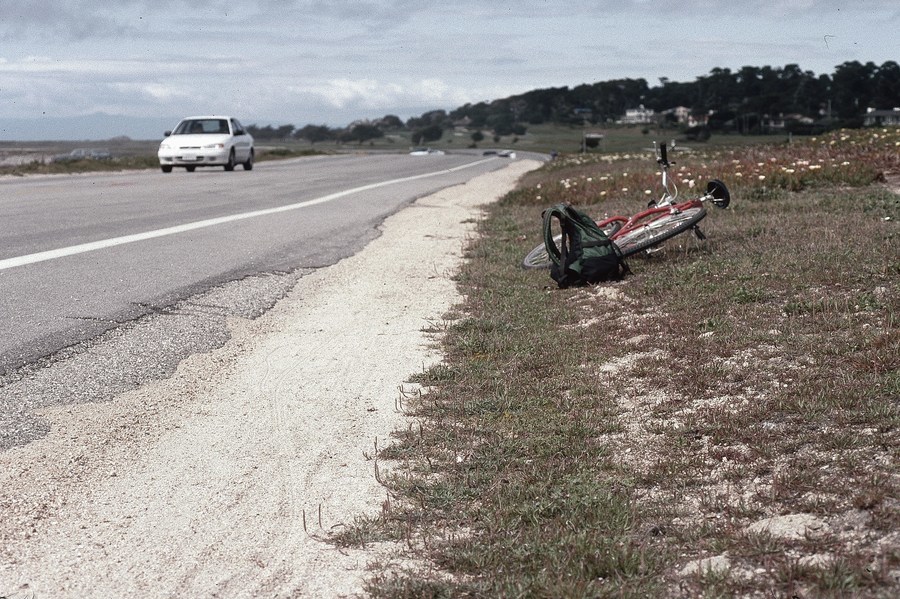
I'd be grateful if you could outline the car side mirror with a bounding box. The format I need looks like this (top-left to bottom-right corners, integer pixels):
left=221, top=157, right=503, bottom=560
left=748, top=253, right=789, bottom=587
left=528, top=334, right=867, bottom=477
left=164, top=131, right=171, bottom=137
left=235, top=129, right=244, bottom=136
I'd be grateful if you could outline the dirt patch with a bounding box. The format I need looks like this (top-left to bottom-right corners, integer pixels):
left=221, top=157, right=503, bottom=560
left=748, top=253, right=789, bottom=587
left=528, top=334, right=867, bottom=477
left=883, top=171, right=900, bottom=195
left=579, top=280, right=899, bottom=594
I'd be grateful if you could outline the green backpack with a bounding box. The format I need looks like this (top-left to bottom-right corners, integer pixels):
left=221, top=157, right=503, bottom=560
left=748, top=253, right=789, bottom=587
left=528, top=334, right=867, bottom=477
left=542, top=204, right=629, bottom=288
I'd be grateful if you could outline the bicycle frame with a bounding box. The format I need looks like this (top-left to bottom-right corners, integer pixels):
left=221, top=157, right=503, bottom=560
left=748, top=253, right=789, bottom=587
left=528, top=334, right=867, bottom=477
left=600, top=142, right=728, bottom=249
left=598, top=198, right=702, bottom=240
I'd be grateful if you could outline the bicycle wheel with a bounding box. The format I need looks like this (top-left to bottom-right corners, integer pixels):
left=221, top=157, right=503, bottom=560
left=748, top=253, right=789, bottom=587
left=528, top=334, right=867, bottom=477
left=522, top=234, right=561, bottom=269
left=521, top=221, right=623, bottom=269
left=707, top=179, right=730, bottom=208
left=613, top=205, right=707, bottom=257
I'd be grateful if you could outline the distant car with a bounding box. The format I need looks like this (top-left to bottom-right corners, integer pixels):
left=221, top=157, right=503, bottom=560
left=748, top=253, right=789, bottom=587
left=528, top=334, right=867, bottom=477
left=409, top=147, right=445, bottom=156
left=158, top=116, right=254, bottom=173
left=480, top=149, right=516, bottom=159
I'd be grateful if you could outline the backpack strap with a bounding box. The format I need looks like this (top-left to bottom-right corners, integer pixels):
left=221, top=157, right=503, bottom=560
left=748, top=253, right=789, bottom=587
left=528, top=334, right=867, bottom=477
left=542, top=204, right=569, bottom=267
left=544, top=204, right=583, bottom=288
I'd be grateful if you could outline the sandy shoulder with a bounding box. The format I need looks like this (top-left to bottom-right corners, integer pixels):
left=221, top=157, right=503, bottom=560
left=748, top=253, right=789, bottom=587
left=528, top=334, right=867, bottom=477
left=0, top=159, right=541, bottom=598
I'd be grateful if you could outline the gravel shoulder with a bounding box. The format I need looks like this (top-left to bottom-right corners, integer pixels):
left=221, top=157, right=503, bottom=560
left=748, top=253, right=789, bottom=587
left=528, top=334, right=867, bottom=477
left=0, top=159, right=541, bottom=598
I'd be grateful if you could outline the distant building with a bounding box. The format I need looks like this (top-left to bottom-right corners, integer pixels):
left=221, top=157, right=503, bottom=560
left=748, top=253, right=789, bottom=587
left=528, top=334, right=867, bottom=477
left=573, top=107, right=594, bottom=121
left=863, top=108, right=900, bottom=126
left=765, top=113, right=815, bottom=130
left=671, top=106, right=691, bottom=123
left=619, top=105, right=655, bottom=125
left=453, top=116, right=472, bottom=132
left=661, top=106, right=709, bottom=128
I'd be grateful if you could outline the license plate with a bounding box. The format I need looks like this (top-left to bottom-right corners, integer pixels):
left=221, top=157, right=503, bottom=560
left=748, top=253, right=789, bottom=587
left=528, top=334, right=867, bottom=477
left=183, top=154, right=196, bottom=161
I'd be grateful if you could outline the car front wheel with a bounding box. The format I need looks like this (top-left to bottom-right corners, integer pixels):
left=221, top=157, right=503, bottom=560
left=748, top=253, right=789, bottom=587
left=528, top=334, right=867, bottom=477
left=161, top=165, right=172, bottom=173
left=224, top=149, right=236, bottom=171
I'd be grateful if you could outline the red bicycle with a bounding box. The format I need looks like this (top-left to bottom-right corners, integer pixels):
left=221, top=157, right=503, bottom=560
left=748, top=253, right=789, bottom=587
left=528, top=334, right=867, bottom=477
left=522, top=141, right=731, bottom=268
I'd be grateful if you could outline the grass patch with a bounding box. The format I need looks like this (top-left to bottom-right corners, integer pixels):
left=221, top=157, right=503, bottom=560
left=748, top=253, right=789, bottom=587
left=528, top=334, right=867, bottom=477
left=0, top=140, right=328, bottom=177
left=0, top=154, right=161, bottom=176
left=255, top=146, right=327, bottom=161
left=353, top=129, right=899, bottom=596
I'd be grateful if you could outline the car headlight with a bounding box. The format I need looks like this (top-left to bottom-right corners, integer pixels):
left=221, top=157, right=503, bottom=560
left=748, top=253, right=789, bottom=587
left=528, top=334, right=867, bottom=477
left=203, top=143, right=225, bottom=149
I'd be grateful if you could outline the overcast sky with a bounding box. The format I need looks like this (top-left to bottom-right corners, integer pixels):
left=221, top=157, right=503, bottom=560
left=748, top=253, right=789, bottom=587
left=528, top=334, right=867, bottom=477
left=1, top=0, right=898, bottom=139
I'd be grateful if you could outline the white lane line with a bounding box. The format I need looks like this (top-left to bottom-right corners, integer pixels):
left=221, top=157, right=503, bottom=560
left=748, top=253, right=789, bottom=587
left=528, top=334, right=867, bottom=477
left=0, top=158, right=497, bottom=271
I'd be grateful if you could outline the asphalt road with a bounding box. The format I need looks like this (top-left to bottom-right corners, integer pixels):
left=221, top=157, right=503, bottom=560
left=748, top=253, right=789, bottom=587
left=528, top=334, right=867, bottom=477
left=0, top=152, right=515, bottom=379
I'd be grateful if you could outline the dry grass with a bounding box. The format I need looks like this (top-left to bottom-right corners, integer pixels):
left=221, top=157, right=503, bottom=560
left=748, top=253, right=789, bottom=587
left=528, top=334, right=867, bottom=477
left=345, top=129, right=899, bottom=597
left=570, top=182, right=898, bottom=596
left=0, top=141, right=324, bottom=176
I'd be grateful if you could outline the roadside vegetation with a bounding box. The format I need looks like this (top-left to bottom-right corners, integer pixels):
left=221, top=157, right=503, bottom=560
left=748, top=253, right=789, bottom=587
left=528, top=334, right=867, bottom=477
left=0, top=142, right=324, bottom=177
left=345, top=128, right=899, bottom=597
left=0, top=154, right=160, bottom=176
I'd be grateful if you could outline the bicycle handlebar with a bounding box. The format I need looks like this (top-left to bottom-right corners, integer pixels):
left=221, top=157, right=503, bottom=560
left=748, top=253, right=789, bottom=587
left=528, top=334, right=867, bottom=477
left=656, top=141, right=675, bottom=168
left=652, top=141, right=679, bottom=205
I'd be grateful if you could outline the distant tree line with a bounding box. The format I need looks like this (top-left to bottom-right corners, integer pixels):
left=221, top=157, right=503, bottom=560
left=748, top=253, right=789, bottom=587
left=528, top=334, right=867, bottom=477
left=246, top=109, right=464, bottom=145
left=248, top=60, right=900, bottom=143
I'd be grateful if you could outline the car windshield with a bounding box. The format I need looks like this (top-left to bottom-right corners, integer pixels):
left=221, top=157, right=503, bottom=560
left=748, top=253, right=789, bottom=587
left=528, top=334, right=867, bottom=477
left=174, top=119, right=230, bottom=135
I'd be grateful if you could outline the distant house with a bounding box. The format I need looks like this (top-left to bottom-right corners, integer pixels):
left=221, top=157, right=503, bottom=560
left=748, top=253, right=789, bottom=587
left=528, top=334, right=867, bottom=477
left=573, top=107, right=594, bottom=121
left=765, top=113, right=815, bottom=130
left=863, top=108, right=900, bottom=126
left=619, top=105, right=655, bottom=125
left=453, top=116, right=472, bottom=133
left=662, top=106, right=709, bottom=128
left=670, top=106, right=691, bottom=124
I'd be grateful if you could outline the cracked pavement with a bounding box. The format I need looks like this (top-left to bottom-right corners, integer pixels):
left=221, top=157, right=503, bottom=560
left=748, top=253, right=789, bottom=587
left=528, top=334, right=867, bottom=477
left=0, top=270, right=307, bottom=450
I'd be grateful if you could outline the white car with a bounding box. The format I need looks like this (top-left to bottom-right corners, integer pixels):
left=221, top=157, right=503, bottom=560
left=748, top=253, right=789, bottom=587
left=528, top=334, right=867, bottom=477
left=158, top=116, right=254, bottom=172
left=409, top=147, right=445, bottom=156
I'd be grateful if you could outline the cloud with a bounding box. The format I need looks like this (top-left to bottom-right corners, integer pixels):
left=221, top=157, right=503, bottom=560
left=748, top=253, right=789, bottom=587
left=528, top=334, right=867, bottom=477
left=291, top=76, right=516, bottom=117
left=2, top=0, right=895, bottom=41
left=1, top=0, right=897, bottom=137
left=111, top=82, right=192, bottom=102
left=0, top=55, right=248, bottom=79
left=307, top=79, right=402, bottom=110
left=0, top=0, right=136, bottom=40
